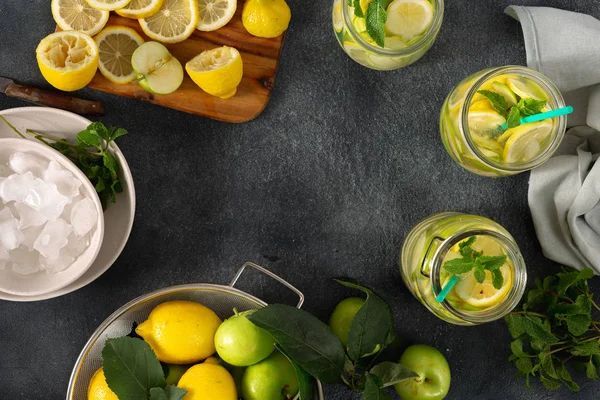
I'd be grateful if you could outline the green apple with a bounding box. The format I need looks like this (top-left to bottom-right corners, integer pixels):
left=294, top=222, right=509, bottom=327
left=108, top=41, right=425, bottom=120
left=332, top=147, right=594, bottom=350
left=241, top=352, right=299, bottom=400
left=394, top=344, right=451, bottom=400
left=163, top=363, right=191, bottom=386
left=131, top=41, right=183, bottom=95
left=329, top=297, right=365, bottom=346
left=215, top=309, right=275, bottom=367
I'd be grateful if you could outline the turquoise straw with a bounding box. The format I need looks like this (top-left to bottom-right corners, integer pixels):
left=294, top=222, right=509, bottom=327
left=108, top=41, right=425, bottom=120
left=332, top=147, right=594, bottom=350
left=435, top=276, right=460, bottom=303
left=499, top=105, right=573, bottom=131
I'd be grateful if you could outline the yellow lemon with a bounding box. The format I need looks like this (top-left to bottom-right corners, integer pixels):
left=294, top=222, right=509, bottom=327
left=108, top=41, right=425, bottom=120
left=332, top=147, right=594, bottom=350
left=95, top=26, right=144, bottom=84
left=116, top=0, right=164, bottom=18
left=177, top=358, right=237, bottom=400
left=139, top=0, right=199, bottom=44
left=85, top=0, right=132, bottom=11
left=136, top=300, right=222, bottom=364
left=454, top=263, right=513, bottom=308
left=242, top=0, right=291, bottom=38
left=385, top=0, right=433, bottom=42
left=185, top=46, right=243, bottom=99
left=36, top=31, right=99, bottom=92
left=87, top=368, right=118, bottom=400
left=52, top=0, right=109, bottom=36
left=502, top=120, right=553, bottom=163
left=196, top=0, right=237, bottom=32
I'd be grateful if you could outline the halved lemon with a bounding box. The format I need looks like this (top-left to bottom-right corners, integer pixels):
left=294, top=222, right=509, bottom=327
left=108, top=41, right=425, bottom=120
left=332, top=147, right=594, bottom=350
left=196, top=0, right=236, bottom=31
left=139, top=0, right=199, bottom=44
left=454, top=264, right=513, bottom=308
left=506, top=77, right=547, bottom=101
left=85, top=0, right=131, bottom=11
left=185, top=46, right=243, bottom=99
left=36, top=31, right=99, bottom=92
left=116, top=0, right=164, bottom=18
left=95, top=26, right=144, bottom=84
left=52, top=0, right=109, bottom=36
left=502, top=120, right=553, bottom=163
left=384, top=0, right=433, bottom=42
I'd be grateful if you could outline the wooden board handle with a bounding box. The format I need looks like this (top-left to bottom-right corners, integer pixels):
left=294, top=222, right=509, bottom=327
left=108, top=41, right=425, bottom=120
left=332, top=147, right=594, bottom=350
left=5, top=83, right=105, bottom=116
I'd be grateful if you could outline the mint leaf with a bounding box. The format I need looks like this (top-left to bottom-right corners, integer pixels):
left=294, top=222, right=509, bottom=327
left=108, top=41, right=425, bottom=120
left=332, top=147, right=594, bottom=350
left=477, top=90, right=509, bottom=115
left=86, top=121, right=110, bottom=141
left=366, top=1, right=386, bottom=47
left=361, top=373, right=392, bottom=400
left=102, top=337, right=166, bottom=399
left=586, top=360, right=599, bottom=380
left=479, top=255, right=506, bottom=271
left=505, top=314, right=527, bottom=338
left=565, top=314, right=591, bottom=336
left=77, top=129, right=103, bottom=148
left=443, top=258, right=474, bottom=275
left=110, top=127, right=128, bottom=142
left=149, top=386, right=187, bottom=400
left=569, top=340, right=600, bottom=357
left=103, top=152, right=119, bottom=180
left=458, top=236, right=476, bottom=257
left=369, top=362, right=418, bottom=388
left=540, top=372, right=562, bottom=390
left=473, top=268, right=486, bottom=283
left=557, top=268, right=594, bottom=295
left=492, top=269, right=504, bottom=290
left=515, top=358, right=534, bottom=375
left=506, top=106, right=521, bottom=129
left=353, top=0, right=364, bottom=17
left=517, top=98, right=547, bottom=116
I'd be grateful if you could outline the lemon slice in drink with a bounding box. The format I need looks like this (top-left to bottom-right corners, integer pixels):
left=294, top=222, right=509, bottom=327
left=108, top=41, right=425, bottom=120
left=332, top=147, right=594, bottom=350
left=502, top=120, right=553, bottom=163
left=343, top=41, right=368, bottom=64
left=333, top=0, right=344, bottom=32
left=492, top=81, right=518, bottom=106
left=95, top=26, right=144, bottom=84
left=85, top=0, right=131, bottom=11
left=506, top=77, right=547, bottom=101
left=454, top=264, right=512, bottom=308
left=186, top=46, right=243, bottom=99
left=139, top=0, right=199, bottom=44
left=116, top=0, right=164, bottom=18
left=468, top=109, right=505, bottom=137
left=52, top=0, right=109, bottom=36
left=385, top=0, right=433, bottom=42
left=196, top=0, right=236, bottom=31
left=37, top=31, right=99, bottom=92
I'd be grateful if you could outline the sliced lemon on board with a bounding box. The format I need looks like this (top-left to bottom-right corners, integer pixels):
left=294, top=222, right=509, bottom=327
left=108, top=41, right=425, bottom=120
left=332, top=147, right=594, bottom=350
left=139, top=0, right=199, bottom=44
left=384, top=0, right=433, bottom=42
left=186, top=46, right=243, bottom=99
left=454, top=264, right=512, bottom=308
left=95, top=26, right=144, bottom=84
left=36, top=31, right=99, bottom=92
left=52, top=0, right=109, bottom=36
left=502, top=120, right=553, bottom=163
left=116, top=0, right=164, bottom=18
left=85, top=0, right=131, bottom=11
left=506, top=76, right=547, bottom=101
left=196, top=0, right=236, bottom=31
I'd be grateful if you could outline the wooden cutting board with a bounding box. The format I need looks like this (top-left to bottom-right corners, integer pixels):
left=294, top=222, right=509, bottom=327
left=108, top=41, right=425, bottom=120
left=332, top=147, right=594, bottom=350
left=62, top=3, right=286, bottom=123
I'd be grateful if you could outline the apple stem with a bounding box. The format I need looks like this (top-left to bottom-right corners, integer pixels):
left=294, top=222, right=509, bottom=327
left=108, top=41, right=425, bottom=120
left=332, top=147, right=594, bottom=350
left=233, top=307, right=239, bottom=317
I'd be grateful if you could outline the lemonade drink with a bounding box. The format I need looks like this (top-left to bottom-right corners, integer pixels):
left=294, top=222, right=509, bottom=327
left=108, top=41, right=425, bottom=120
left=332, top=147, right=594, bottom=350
left=400, top=212, right=527, bottom=325
left=440, top=66, right=567, bottom=176
left=332, top=0, right=443, bottom=70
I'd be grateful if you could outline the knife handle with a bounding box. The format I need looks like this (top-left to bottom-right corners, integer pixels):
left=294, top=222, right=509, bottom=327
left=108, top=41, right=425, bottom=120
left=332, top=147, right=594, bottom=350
left=5, top=83, right=104, bottom=116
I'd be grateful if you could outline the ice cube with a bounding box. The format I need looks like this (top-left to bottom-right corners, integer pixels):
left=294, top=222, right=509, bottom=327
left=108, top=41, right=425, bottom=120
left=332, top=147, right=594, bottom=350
left=61, top=195, right=83, bottom=223
left=14, top=202, right=48, bottom=229
left=70, top=198, right=98, bottom=236
left=10, top=246, right=40, bottom=275
left=0, top=172, right=69, bottom=220
left=44, top=161, right=82, bottom=199
left=8, top=152, right=48, bottom=177
left=33, top=219, right=72, bottom=260
left=65, top=232, right=90, bottom=259
left=0, top=208, right=24, bottom=250
left=40, top=251, right=75, bottom=275
left=21, top=225, right=44, bottom=251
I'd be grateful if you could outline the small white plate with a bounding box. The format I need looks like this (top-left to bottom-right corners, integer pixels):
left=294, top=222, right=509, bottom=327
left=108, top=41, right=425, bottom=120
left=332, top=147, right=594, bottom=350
left=0, top=107, right=135, bottom=301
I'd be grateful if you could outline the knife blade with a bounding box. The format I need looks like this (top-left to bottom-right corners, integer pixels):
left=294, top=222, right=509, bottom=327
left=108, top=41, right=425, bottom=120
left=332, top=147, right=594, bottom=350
left=0, top=77, right=104, bottom=116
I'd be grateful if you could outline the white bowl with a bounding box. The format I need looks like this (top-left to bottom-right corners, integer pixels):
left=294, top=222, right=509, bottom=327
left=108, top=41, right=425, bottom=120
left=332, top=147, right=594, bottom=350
left=0, top=138, right=105, bottom=296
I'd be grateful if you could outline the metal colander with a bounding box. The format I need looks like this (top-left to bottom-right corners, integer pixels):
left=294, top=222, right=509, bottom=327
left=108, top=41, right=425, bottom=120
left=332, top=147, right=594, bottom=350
left=66, top=262, right=325, bottom=400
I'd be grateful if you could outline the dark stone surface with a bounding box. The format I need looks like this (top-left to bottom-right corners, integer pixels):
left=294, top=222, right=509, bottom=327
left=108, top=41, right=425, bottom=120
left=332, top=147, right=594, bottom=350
left=1, top=0, right=599, bottom=399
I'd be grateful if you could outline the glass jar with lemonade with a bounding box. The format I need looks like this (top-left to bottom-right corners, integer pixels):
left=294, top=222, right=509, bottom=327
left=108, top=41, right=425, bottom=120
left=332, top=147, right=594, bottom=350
left=332, top=0, right=444, bottom=70
left=400, top=212, right=527, bottom=325
left=440, top=66, right=567, bottom=177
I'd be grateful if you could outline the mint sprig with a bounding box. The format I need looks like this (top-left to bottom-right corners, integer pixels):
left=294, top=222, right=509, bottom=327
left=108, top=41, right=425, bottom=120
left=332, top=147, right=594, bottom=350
left=443, top=236, right=507, bottom=289
left=476, top=90, right=547, bottom=130
left=366, top=0, right=387, bottom=47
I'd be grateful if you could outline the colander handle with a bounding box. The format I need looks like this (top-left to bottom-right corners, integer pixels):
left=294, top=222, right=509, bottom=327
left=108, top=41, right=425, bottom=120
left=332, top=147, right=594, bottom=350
left=229, top=262, right=305, bottom=308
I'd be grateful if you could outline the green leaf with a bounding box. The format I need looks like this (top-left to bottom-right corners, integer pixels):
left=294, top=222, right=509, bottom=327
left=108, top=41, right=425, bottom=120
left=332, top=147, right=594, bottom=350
left=365, top=1, right=386, bottom=47
left=491, top=269, right=504, bottom=290
left=361, top=373, right=392, bottom=400
left=515, top=358, right=534, bottom=375
left=477, top=90, right=509, bottom=115
left=510, top=339, right=525, bottom=358
left=539, top=372, right=562, bottom=390
left=565, top=314, right=591, bottom=336
left=334, top=278, right=395, bottom=360
left=86, top=121, right=110, bottom=141
left=543, top=275, right=557, bottom=291
left=505, top=314, right=527, bottom=339
left=369, top=362, right=418, bottom=388
left=525, top=288, right=546, bottom=310
left=473, top=268, right=486, bottom=284
left=557, top=268, right=594, bottom=295
left=110, top=127, right=128, bottom=142
left=103, top=152, right=119, bottom=180
left=570, top=340, right=600, bottom=356
left=593, top=355, right=600, bottom=367
left=539, top=353, right=558, bottom=379
left=478, top=255, right=506, bottom=271
left=95, top=178, right=106, bottom=193
left=77, top=129, right=103, bottom=148
left=506, top=106, right=521, bottom=129
left=443, top=258, right=474, bottom=275
left=149, top=386, right=187, bottom=400
left=517, top=98, right=547, bottom=116
left=248, top=304, right=345, bottom=384
left=277, top=344, right=313, bottom=400
left=586, top=360, right=599, bottom=380
left=102, top=337, right=166, bottom=400
left=524, top=315, right=559, bottom=345
left=353, top=0, right=364, bottom=17
left=555, top=363, right=580, bottom=392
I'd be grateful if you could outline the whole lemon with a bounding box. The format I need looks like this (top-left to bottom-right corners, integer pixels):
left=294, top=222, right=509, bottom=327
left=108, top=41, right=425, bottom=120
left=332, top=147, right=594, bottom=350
left=87, top=368, right=118, bottom=400
left=178, top=357, right=237, bottom=400
left=242, top=0, right=291, bottom=38
left=136, top=300, right=222, bottom=364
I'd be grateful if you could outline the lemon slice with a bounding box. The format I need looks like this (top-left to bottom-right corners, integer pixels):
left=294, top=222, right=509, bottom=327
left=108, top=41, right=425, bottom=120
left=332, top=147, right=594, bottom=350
left=384, top=36, right=407, bottom=49
left=36, top=31, right=99, bottom=92
left=116, top=0, right=164, bottom=18
left=502, top=120, right=553, bottom=163
left=506, top=77, right=547, bottom=101
left=333, top=0, right=344, bottom=33
left=384, top=0, right=433, bottom=42
left=468, top=109, right=505, bottom=137
left=52, top=0, right=109, bottom=36
left=185, top=46, right=243, bottom=99
left=454, top=264, right=513, bottom=308
left=85, top=0, right=131, bottom=11
left=343, top=41, right=368, bottom=64
left=139, top=0, right=199, bottom=44
left=95, top=26, right=144, bottom=84
left=196, top=0, right=236, bottom=31
left=491, top=81, right=518, bottom=106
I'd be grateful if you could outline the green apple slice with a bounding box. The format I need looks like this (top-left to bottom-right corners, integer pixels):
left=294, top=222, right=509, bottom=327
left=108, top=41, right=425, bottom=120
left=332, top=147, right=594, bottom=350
left=132, top=41, right=183, bottom=95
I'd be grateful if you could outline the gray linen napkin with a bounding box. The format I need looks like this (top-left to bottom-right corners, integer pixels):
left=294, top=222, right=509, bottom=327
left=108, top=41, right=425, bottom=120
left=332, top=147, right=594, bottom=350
left=505, top=6, right=600, bottom=273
